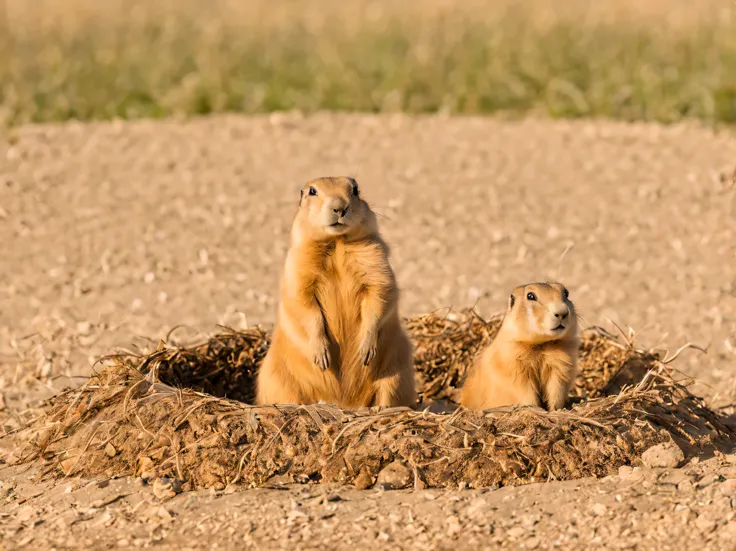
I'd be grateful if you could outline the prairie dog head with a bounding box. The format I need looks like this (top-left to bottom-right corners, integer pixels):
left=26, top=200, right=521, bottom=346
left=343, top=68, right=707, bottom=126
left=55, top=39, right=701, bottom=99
left=292, top=176, right=377, bottom=242
left=503, top=282, right=578, bottom=344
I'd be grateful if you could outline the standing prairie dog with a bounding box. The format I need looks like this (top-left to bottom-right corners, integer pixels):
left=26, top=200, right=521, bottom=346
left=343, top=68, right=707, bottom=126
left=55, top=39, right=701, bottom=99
left=256, top=176, right=416, bottom=408
left=461, top=282, right=579, bottom=411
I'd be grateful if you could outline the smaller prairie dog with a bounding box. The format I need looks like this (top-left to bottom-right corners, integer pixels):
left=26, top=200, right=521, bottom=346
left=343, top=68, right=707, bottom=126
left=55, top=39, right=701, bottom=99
left=461, top=282, right=579, bottom=411
left=256, top=176, right=416, bottom=408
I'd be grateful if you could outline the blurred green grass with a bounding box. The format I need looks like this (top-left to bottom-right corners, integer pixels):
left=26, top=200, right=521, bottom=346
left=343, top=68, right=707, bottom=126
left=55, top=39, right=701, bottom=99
left=1, top=0, right=735, bottom=125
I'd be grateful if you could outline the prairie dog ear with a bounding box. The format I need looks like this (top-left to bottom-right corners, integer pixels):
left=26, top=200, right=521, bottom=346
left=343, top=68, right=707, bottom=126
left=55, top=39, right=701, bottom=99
left=299, top=188, right=304, bottom=206
left=508, top=294, right=516, bottom=310
left=349, top=177, right=359, bottom=196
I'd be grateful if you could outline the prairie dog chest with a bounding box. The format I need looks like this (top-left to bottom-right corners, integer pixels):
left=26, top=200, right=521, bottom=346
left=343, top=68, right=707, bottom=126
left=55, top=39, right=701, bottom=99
left=318, top=241, right=372, bottom=305
left=317, top=241, right=371, bottom=298
left=518, top=342, right=573, bottom=381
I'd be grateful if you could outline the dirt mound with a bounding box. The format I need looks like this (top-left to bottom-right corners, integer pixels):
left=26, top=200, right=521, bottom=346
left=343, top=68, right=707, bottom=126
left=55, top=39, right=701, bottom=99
left=10, top=311, right=734, bottom=491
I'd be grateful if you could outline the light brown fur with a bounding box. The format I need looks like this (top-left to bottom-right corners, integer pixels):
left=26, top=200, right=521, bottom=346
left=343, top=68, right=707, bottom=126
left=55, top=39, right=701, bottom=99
left=256, top=177, right=416, bottom=408
left=461, top=282, right=579, bottom=411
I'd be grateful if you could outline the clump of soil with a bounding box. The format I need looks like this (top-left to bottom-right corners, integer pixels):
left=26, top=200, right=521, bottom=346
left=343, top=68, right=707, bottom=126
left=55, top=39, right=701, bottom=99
left=11, top=311, right=735, bottom=490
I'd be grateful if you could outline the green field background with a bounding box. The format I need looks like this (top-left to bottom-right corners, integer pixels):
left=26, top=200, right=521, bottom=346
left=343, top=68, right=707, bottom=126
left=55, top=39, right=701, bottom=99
left=0, top=0, right=734, bottom=125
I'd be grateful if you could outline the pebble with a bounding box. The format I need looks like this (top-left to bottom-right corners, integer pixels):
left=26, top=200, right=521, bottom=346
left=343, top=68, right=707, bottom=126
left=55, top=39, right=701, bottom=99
left=376, top=461, right=411, bottom=490
left=719, top=479, right=736, bottom=497
left=136, top=456, right=155, bottom=480
left=156, top=506, right=173, bottom=520
left=446, top=515, right=463, bottom=536
left=16, top=506, right=35, bottom=523
left=641, top=442, right=684, bottom=468
left=506, top=526, right=526, bottom=539
left=694, top=515, right=716, bottom=533
left=591, top=503, right=607, bottom=516
left=466, top=497, right=488, bottom=517
left=353, top=469, right=374, bottom=490
left=153, top=477, right=183, bottom=500
left=657, top=470, right=691, bottom=486
left=677, top=480, right=695, bottom=493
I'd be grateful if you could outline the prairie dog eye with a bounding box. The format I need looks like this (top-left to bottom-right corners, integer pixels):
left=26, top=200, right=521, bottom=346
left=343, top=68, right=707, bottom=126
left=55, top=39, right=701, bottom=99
left=308, top=186, right=317, bottom=196
left=563, top=289, right=569, bottom=299
left=526, top=292, right=537, bottom=301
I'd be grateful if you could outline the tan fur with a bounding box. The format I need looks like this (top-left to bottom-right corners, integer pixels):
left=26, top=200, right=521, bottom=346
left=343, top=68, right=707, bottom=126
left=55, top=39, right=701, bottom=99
left=461, top=282, right=579, bottom=411
left=256, top=176, right=416, bottom=408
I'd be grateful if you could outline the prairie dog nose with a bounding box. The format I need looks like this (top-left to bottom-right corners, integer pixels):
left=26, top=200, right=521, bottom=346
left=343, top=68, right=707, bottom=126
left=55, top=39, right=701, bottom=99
left=553, top=306, right=569, bottom=320
left=330, top=201, right=349, bottom=216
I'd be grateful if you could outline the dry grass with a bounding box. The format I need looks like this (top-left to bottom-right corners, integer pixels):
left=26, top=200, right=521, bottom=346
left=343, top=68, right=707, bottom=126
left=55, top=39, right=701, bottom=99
left=10, top=310, right=734, bottom=490
left=0, top=0, right=734, bottom=125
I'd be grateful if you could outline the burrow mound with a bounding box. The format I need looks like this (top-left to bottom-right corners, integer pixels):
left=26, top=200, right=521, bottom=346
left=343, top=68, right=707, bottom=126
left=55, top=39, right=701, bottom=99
left=11, top=310, right=734, bottom=490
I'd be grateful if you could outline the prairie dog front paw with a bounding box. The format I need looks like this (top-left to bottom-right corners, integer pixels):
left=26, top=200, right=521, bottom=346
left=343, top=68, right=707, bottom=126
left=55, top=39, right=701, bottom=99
left=313, top=337, right=331, bottom=371
left=358, top=332, right=378, bottom=366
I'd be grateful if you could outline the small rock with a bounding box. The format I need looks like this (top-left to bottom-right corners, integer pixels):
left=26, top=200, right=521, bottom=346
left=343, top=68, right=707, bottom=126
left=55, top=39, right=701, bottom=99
left=353, top=468, right=374, bottom=490
left=287, top=508, right=308, bottom=524
left=694, top=515, right=716, bottom=533
left=719, top=479, right=736, bottom=497
left=641, top=442, right=684, bottom=468
left=16, top=506, right=35, bottom=523
left=60, top=458, right=77, bottom=476
left=618, top=465, right=633, bottom=478
left=104, top=443, right=117, bottom=458
left=696, top=474, right=721, bottom=489
left=156, top=506, right=173, bottom=520
left=718, top=520, right=736, bottom=540
left=657, top=470, right=691, bottom=486
left=467, top=498, right=488, bottom=517
left=446, top=515, right=463, bottom=537
left=520, top=514, right=541, bottom=528
left=136, top=456, right=155, bottom=480
left=677, top=480, right=695, bottom=493
left=591, top=503, right=607, bottom=516
left=152, top=477, right=183, bottom=501
left=506, top=526, right=526, bottom=539
left=376, top=461, right=411, bottom=490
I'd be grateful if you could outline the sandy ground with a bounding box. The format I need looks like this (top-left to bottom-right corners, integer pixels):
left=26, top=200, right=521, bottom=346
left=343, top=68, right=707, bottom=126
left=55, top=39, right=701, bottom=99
left=1, top=114, right=735, bottom=549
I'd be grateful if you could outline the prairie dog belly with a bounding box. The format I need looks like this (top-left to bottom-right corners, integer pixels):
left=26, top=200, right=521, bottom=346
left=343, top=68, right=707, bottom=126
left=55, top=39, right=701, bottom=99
left=316, top=247, right=364, bottom=371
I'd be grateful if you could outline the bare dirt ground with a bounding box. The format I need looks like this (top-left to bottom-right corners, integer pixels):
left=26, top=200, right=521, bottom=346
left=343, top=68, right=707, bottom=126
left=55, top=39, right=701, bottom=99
left=1, top=114, right=735, bottom=549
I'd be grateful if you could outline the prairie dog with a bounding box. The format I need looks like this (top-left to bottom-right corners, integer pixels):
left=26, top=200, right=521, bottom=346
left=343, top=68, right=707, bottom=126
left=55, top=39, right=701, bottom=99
left=256, top=176, right=416, bottom=408
left=461, top=282, right=579, bottom=411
